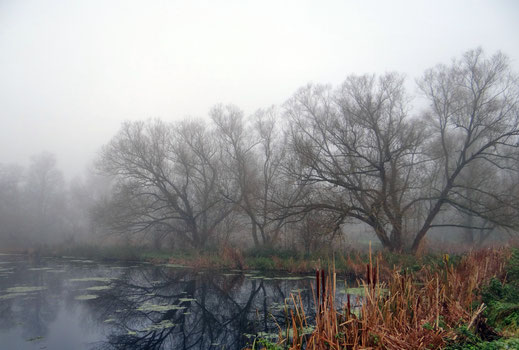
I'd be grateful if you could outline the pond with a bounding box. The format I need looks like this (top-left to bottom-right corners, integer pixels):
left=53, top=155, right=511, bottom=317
left=0, top=253, right=358, bottom=349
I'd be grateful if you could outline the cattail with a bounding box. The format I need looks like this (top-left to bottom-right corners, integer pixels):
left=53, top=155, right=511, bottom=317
left=316, top=269, right=320, bottom=312
left=321, top=269, right=326, bottom=306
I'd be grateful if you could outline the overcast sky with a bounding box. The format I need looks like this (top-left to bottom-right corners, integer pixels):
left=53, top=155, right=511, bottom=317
left=1, top=0, right=518, bottom=179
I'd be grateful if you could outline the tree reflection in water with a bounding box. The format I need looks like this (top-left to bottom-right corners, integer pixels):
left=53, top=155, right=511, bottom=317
left=87, top=267, right=315, bottom=350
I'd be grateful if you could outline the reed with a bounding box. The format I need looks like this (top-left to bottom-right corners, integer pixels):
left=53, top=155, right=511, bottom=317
left=278, top=247, right=510, bottom=349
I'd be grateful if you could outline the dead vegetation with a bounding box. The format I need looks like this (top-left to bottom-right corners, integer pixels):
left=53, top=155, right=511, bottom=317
left=269, top=248, right=511, bottom=349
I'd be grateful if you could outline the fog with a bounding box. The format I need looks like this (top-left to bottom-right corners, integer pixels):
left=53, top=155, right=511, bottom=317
left=1, top=0, right=518, bottom=178
left=1, top=1, right=519, bottom=253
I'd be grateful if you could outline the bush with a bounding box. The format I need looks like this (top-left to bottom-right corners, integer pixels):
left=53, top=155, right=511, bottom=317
left=246, top=257, right=276, bottom=271
left=246, top=246, right=300, bottom=260
left=481, top=249, right=519, bottom=332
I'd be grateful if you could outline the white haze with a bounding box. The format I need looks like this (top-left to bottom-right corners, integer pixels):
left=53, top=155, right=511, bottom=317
left=0, top=0, right=518, bottom=178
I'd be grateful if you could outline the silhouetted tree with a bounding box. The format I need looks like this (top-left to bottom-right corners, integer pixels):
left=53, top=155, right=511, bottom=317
left=285, top=49, right=519, bottom=252
left=412, top=48, right=519, bottom=252
left=97, top=119, right=235, bottom=249
left=212, top=105, right=296, bottom=247
left=285, top=73, right=426, bottom=251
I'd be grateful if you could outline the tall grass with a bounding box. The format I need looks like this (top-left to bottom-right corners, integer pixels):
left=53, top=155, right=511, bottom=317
left=276, top=247, right=511, bottom=349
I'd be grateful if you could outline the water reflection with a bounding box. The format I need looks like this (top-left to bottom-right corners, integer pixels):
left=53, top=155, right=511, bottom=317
left=89, top=267, right=315, bottom=349
left=0, top=255, right=322, bottom=350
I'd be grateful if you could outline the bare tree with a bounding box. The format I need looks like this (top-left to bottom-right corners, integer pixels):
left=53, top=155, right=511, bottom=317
left=0, top=154, right=76, bottom=248
left=24, top=152, right=67, bottom=244
left=0, top=163, right=24, bottom=247
left=285, top=49, right=519, bottom=252
left=211, top=105, right=259, bottom=245
left=212, top=105, right=302, bottom=247
left=96, top=119, right=235, bottom=249
left=25, top=152, right=65, bottom=219
left=413, top=48, right=519, bottom=251
left=294, top=209, right=343, bottom=255
left=66, top=172, right=113, bottom=243
left=285, top=73, right=427, bottom=251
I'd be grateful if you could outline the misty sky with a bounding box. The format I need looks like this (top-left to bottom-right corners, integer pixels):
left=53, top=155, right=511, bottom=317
left=1, top=0, right=518, bottom=179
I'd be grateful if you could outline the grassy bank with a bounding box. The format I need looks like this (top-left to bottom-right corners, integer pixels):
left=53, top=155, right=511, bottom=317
left=250, top=247, right=519, bottom=349
left=30, top=243, right=467, bottom=278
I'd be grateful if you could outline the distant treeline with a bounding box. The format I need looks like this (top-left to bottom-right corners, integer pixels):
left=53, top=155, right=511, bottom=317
left=0, top=152, right=110, bottom=249
left=2, top=48, right=519, bottom=253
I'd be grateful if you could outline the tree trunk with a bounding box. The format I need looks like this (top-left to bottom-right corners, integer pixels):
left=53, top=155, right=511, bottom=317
left=389, top=227, right=403, bottom=252
left=251, top=220, right=260, bottom=247
left=463, top=215, right=474, bottom=246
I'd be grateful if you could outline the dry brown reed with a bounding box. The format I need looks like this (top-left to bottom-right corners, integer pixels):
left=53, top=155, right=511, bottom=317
left=220, top=244, right=246, bottom=269
left=282, top=247, right=510, bottom=350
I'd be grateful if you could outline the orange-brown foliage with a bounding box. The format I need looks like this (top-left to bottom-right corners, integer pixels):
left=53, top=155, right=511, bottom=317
left=279, top=248, right=510, bottom=350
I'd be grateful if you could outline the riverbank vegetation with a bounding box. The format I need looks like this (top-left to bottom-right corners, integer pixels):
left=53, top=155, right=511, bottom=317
left=7, top=240, right=446, bottom=275
left=249, top=247, right=519, bottom=350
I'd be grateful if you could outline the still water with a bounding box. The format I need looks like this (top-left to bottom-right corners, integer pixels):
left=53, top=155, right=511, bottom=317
left=0, top=253, right=355, bottom=349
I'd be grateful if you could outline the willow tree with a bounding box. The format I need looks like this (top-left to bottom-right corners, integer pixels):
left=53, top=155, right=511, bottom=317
left=286, top=49, right=519, bottom=252
left=286, top=73, right=426, bottom=251
left=412, top=48, right=519, bottom=251
left=96, top=119, right=235, bottom=249
left=212, top=104, right=303, bottom=247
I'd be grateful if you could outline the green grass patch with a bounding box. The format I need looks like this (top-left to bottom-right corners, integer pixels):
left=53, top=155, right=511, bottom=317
left=480, top=249, right=519, bottom=334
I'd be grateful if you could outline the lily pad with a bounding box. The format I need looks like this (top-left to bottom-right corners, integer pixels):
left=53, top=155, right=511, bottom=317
left=85, top=286, right=112, bottom=291
left=75, top=294, right=98, bottom=300
left=255, top=331, right=278, bottom=339
left=6, top=286, right=46, bottom=293
left=282, top=326, right=314, bottom=337
left=269, top=302, right=286, bottom=312
left=290, top=288, right=306, bottom=293
left=343, top=287, right=366, bottom=296
left=179, top=298, right=196, bottom=302
left=143, top=320, right=175, bottom=331
left=137, top=303, right=186, bottom=312
left=26, top=336, right=44, bottom=342
left=69, top=277, right=113, bottom=283
left=343, top=287, right=387, bottom=296
left=0, top=292, right=26, bottom=300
